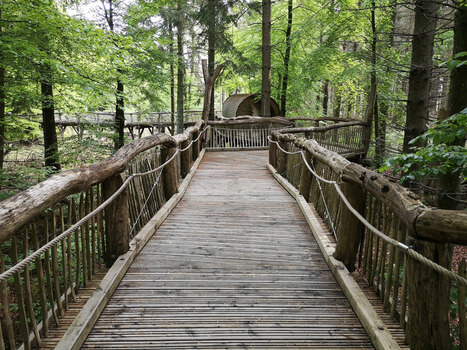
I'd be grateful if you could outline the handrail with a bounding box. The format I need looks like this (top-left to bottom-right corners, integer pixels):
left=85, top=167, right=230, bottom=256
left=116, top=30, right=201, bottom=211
left=270, top=126, right=467, bottom=350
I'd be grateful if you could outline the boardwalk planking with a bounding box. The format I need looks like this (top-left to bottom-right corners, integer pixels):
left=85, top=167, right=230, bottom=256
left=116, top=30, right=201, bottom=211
left=81, top=151, right=375, bottom=349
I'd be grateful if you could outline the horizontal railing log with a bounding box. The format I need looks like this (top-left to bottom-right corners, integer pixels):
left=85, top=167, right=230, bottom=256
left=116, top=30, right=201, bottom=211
left=0, top=120, right=206, bottom=349
left=270, top=128, right=467, bottom=350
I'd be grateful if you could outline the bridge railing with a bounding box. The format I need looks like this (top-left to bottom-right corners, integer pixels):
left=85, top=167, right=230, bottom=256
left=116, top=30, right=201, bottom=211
left=0, top=121, right=206, bottom=350
left=269, top=128, right=467, bottom=350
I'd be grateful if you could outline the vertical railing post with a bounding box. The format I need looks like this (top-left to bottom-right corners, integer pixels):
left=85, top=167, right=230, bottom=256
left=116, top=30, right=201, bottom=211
left=180, top=137, right=192, bottom=178
left=333, top=180, right=364, bottom=271
left=192, top=130, right=200, bottom=160
left=103, top=173, right=129, bottom=267
left=269, top=133, right=277, bottom=168
left=161, top=146, right=178, bottom=200
left=276, top=140, right=288, bottom=176
left=298, top=150, right=313, bottom=202
left=406, top=238, right=452, bottom=350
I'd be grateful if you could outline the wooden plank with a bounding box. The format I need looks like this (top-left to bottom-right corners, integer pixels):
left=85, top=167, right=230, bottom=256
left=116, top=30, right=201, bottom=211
left=80, top=151, right=376, bottom=349
left=267, top=162, right=407, bottom=350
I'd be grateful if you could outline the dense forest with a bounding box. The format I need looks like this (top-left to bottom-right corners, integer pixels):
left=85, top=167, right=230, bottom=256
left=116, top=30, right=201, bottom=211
left=0, top=0, right=466, bottom=207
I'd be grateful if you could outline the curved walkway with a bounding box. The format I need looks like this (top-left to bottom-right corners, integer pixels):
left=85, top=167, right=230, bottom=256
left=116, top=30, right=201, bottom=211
left=81, top=151, right=374, bottom=349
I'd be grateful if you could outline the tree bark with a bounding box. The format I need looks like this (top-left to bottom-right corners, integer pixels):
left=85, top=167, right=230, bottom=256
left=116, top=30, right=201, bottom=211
left=176, top=1, right=185, bottom=134
left=261, top=0, right=271, bottom=117
left=280, top=0, right=293, bottom=117
left=437, top=3, right=467, bottom=210
left=207, top=0, right=216, bottom=121
left=40, top=65, right=61, bottom=172
left=403, top=0, right=438, bottom=152
left=114, top=75, right=124, bottom=150
left=169, top=21, right=176, bottom=136
left=201, top=59, right=223, bottom=124
left=0, top=6, right=4, bottom=171
left=322, top=80, right=329, bottom=117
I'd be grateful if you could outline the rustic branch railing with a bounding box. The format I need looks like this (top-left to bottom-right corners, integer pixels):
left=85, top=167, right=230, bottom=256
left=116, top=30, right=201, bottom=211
left=269, top=128, right=467, bottom=350
left=0, top=121, right=206, bottom=349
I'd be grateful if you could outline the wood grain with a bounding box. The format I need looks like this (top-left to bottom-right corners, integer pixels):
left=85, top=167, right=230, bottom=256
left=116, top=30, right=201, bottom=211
left=82, top=151, right=375, bottom=349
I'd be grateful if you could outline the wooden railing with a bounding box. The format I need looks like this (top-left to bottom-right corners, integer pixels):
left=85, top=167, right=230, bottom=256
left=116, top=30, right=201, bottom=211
left=269, top=127, right=467, bottom=350
left=0, top=121, right=205, bottom=349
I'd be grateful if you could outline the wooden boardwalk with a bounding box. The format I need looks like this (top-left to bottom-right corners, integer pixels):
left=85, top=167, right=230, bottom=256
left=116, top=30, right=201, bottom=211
left=81, top=151, right=374, bottom=349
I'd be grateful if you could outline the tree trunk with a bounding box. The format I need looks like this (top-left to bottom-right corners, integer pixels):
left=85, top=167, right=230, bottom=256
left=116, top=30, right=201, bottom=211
left=40, top=65, right=60, bottom=172
left=169, top=21, right=176, bottom=136
left=280, top=0, right=293, bottom=117
left=208, top=0, right=216, bottom=121
left=261, top=0, right=271, bottom=117
left=437, top=3, right=467, bottom=210
left=114, top=75, right=124, bottom=150
left=202, top=59, right=223, bottom=124
left=0, top=66, right=4, bottom=171
left=0, top=7, right=4, bottom=171
left=322, top=80, right=329, bottom=117
left=176, top=2, right=185, bottom=134
left=403, top=0, right=438, bottom=152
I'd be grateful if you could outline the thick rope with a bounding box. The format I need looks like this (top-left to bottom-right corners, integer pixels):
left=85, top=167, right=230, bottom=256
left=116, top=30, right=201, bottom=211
left=0, top=126, right=210, bottom=283
left=269, top=137, right=467, bottom=287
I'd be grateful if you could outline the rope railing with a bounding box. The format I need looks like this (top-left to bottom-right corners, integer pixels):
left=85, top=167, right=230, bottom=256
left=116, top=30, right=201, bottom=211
left=0, top=121, right=209, bottom=349
left=269, top=136, right=467, bottom=287
left=269, top=127, right=467, bottom=349
left=0, top=126, right=210, bottom=284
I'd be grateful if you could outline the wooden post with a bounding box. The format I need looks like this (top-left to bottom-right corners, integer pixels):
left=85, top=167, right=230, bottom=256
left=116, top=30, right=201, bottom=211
left=298, top=151, right=313, bottom=202
left=276, top=140, right=288, bottom=175
left=406, top=238, right=452, bottom=350
left=333, top=181, right=364, bottom=271
left=161, top=146, right=178, bottom=200
left=181, top=137, right=191, bottom=178
left=103, top=173, right=129, bottom=268
left=192, top=131, right=200, bottom=160
left=269, top=134, right=277, bottom=168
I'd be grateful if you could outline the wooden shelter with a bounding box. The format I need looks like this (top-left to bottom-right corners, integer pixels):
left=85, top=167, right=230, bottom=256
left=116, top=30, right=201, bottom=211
left=222, top=93, right=280, bottom=118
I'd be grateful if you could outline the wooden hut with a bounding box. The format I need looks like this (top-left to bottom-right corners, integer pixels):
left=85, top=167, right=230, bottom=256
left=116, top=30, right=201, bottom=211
left=222, top=93, right=280, bottom=118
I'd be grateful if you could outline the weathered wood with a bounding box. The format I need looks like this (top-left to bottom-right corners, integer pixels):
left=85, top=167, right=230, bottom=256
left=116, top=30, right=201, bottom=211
left=279, top=120, right=368, bottom=135
left=161, top=146, right=179, bottom=200
left=415, top=210, right=467, bottom=245
left=180, top=137, right=191, bottom=178
left=267, top=162, right=403, bottom=350
left=12, top=237, right=31, bottom=350
left=80, top=151, right=376, bottom=349
left=276, top=140, right=288, bottom=175
left=103, top=173, right=130, bottom=267
left=406, top=238, right=452, bottom=349
left=209, top=116, right=294, bottom=127
left=460, top=259, right=466, bottom=349
left=0, top=251, right=16, bottom=349
left=333, top=181, right=364, bottom=271
left=0, top=133, right=176, bottom=245
left=298, top=150, right=313, bottom=201
left=268, top=133, right=277, bottom=168
left=55, top=149, right=206, bottom=350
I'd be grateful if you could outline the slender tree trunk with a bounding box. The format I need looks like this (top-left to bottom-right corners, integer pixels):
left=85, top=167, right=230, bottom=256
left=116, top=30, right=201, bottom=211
left=208, top=0, right=216, bottom=120
left=40, top=65, right=60, bottom=171
left=114, top=74, right=124, bottom=150
left=363, top=0, right=377, bottom=157
left=103, top=0, right=125, bottom=150
left=0, top=7, right=4, bottom=171
left=169, top=21, right=175, bottom=135
left=322, top=80, right=329, bottom=117
left=332, top=87, right=341, bottom=119
left=261, top=0, right=271, bottom=117
left=437, top=3, right=467, bottom=210
left=403, top=0, right=438, bottom=152
left=176, top=1, right=185, bottom=134
left=280, top=0, right=293, bottom=117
